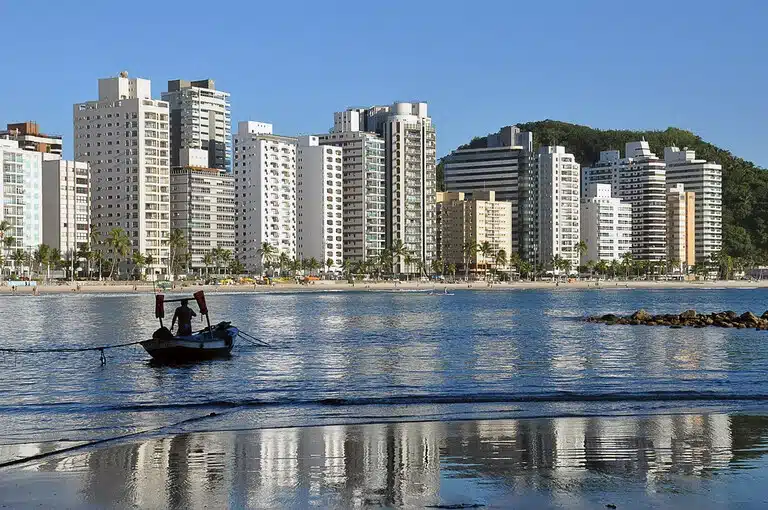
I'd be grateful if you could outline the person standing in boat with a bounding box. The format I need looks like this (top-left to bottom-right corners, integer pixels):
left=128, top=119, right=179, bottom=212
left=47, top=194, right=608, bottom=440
left=171, top=299, right=197, bottom=336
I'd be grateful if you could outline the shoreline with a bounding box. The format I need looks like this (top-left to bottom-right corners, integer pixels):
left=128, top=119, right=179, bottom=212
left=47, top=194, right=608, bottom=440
left=0, top=278, right=765, bottom=295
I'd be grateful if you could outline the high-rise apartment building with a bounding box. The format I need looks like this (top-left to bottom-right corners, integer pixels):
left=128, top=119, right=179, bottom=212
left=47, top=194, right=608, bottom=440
left=296, top=136, right=343, bottom=271
left=41, top=156, right=90, bottom=258
left=538, top=146, right=580, bottom=271
left=0, top=139, right=43, bottom=257
left=666, top=183, right=696, bottom=272
left=162, top=79, right=231, bottom=171
left=437, top=190, right=512, bottom=274
left=233, top=121, right=297, bottom=271
left=579, top=183, right=631, bottom=263
left=664, top=146, right=721, bottom=263
left=582, top=141, right=667, bottom=261
left=170, top=149, right=235, bottom=273
left=0, top=122, right=62, bottom=156
left=317, top=131, right=385, bottom=262
left=442, top=126, right=533, bottom=255
left=332, top=103, right=436, bottom=273
left=74, top=73, right=170, bottom=274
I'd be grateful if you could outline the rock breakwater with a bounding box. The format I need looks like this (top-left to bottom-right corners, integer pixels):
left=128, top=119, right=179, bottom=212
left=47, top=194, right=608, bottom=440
left=587, top=309, right=768, bottom=329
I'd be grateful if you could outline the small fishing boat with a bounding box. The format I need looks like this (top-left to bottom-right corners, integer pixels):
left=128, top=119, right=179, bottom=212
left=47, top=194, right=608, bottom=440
left=140, top=291, right=239, bottom=362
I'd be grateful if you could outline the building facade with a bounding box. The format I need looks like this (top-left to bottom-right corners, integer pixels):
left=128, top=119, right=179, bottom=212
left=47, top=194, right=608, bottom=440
left=579, top=183, right=631, bottom=264
left=0, top=122, right=62, bottom=156
left=442, top=126, right=533, bottom=255
left=170, top=149, right=235, bottom=273
left=317, top=131, right=385, bottom=263
left=162, top=79, right=231, bottom=171
left=438, top=190, right=512, bottom=275
left=582, top=141, right=667, bottom=261
left=0, top=139, right=43, bottom=262
left=233, top=121, right=297, bottom=271
left=74, top=73, right=170, bottom=274
left=296, top=136, right=344, bottom=271
left=538, top=146, right=580, bottom=271
left=41, top=157, right=90, bottom=258
left=332, top=103, right=437, bottom=273
left=666, top=183, right=696, bottom=272
left=664, top=146, right=721, bottom=263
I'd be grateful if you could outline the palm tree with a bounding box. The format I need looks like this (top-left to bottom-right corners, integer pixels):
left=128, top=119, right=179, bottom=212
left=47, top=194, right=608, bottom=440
left=389, top=240, right=409, bottom=277
left=595, top=259, right=608, bottom=280
left=257, top=242, right=277, bottom=276
left=342, top=259, right=352, bottom=280
left=508, top=251, right=521, bottom=279
left=49, top=248, right=62, bottom=273
left=447, top=263, right=457, bottom=282
left=278, top=252, right=291, bottom=277
left=0, top=220, right=10, bottom=276
left=214, top=248, right=232, bottom=276
left=33, top=244, right=49, bottom=280
left=403, top=252, right=414, bottom=280
left=229, top=258, right=245, bottom=276
left=12, top=249, right=25, bottom=276
left=3, top=235, right=16, bottom=276
left=308, top=257, right=320, bottom=277
left=575, top=240, right=588, bottom=263
left=430, top=258, right=444, bottom=277
left=167, top=228, right=187, bottom=279
left=325, top=258, right=334, bottom=278
left=462, top=241, right=478, bottom=281
left=621, top=252, right=633, bottom=280
left=132, top=252, right=146, bottom=279
left=585, top=259, right=595, bottom=280
left=203, top=251, right=214, bottom=278
left=494, top=249, right=508, bottom=281
left=519, top=260, right=533, bottom=281
left=551, top=254, right=565, bottom=280
left=478, top=241, right=493, bottom=281
left=105, top=227, right=130, bottom=280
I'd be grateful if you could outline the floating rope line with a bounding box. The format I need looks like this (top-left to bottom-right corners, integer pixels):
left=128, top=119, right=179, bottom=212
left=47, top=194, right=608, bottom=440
left=237, top=331, right=271, bottom=347
left=0, top=340, right=146, bottom=365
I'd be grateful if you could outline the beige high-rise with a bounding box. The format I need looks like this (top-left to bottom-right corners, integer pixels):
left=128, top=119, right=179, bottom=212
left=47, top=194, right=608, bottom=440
left=666, top=183, right=695, bottom=272
left=437, top=190, right=512, bottom=274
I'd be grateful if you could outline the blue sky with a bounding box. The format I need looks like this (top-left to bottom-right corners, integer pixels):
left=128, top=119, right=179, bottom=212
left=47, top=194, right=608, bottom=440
left=1, top=0, right=766, bottom=166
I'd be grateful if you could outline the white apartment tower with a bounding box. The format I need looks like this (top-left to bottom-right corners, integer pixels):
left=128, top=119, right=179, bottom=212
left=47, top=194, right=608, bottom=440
left=442, top=125, right=534, bottom=255
left=579, top=183, right=631, bottom=263
left=41, top=156, right=91, bottom=258
left=538, top=146, right=580, bottom=271
left=170, top=149, right=235, bottom=273
left=0, top=139, right=43, bottom=262
left=74, top=73, right=170, bottom=274
left=582, top=141, right=667, bottom=261
left=317, top=131, right=385, bottom=263
left=296, top=136, right=344, bottom=271
left=162, top=79, right=232, bottom=171
left=663, top=146, right=722, bottom=262
left=233, top=121, right=297, bottom=272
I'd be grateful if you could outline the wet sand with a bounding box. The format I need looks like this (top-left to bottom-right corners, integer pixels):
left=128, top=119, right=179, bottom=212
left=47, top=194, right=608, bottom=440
left=1, top=278, right=765, bottom=295
left=2, top=414, right=768, bottom=509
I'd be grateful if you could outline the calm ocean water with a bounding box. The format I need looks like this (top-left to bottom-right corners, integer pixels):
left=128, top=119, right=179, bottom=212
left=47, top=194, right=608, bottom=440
left=2, top=288, right=768, bottom=450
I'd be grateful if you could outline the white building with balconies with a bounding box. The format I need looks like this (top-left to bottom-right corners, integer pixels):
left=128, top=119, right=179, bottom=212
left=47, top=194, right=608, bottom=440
left=233, top=121, right=297, bottom=272
left=580, top=183, right=632, bottom=264
left=538, top=146, right=580, bottom=271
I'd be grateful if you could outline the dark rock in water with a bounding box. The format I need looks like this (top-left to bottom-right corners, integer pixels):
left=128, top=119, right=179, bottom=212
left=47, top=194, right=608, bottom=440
left=631, top=309, right=651, bottom=321
left=725, top=311, right=738, bottom=320
left=762, top=310, right=768, bottom=320
left=680, top=309, right=697, bottom=319
left=601, top=314, right=618, bottom=322
left=670, top=325, right=683, bottom=329
left=741, top=311, right=759, bottom=323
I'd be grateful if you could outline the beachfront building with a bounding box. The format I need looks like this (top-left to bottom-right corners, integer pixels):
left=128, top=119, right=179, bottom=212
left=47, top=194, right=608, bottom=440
left=0, top=121, right=62, bottom=157
left=296, top=136, right=344, bottom=272
left=317, top=131, right=385, bottom=263
left=41, top=157, right=90, bottom=260
left=537, top=146, right=580, bottom=272
left=73, top=73, right=170, bottom=275
left=162, top=79, right=231, bottom=171
left=438, top=190, right=513, bottom=276
left=579, top=183, right=631, bottom=264
left=582, top=141, right=667, bottom=261
left=666, top=183, right=696, bottom=273
left=170, top=149, right=235, bottom=274
left=331, top=103, right=437, bottom=274
left=0, top=139, right=43, bottom=275
left=664, top=146, right=722, bottom=263
left=232, top=121, right=297, bottom=272
left=442, top=126, right=533, bottom=255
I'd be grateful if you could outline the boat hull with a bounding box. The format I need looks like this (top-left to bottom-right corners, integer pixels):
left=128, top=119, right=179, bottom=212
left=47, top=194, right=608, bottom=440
left=141, top=326, right=239, bottom=362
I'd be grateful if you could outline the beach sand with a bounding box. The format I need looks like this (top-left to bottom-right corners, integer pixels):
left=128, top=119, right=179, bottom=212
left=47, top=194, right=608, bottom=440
left=0, top=278, right=764, bottom=295
left=2, top=414, right=767, bottom=508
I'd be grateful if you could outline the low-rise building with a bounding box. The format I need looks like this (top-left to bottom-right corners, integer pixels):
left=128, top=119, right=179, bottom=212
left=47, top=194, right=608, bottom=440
left=438, top=190, right=512, bottom=275
left=579, top=183, right=631, bottom=264
left=666, top=183, right=695, bottom=272
left=0, top=121, right=62, bottom=156
left=170, top=149, right=235, bottom=274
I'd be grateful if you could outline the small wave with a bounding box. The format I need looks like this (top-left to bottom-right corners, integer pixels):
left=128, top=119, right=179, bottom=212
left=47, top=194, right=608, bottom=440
left=6, top=391, right=768, bottom=414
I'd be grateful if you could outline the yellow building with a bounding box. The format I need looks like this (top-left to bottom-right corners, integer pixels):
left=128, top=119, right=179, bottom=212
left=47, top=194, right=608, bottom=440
left=437, top=190, right=512, bottom=274
left=666, top=183, right=695, bottom=272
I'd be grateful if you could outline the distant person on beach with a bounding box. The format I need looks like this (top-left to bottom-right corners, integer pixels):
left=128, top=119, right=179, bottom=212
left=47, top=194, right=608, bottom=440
left=171, top=299, right=197, bottom=336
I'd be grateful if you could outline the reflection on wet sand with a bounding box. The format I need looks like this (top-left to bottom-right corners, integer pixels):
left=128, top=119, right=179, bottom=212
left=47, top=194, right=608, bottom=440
left=5, top=413, right=768, bottom=508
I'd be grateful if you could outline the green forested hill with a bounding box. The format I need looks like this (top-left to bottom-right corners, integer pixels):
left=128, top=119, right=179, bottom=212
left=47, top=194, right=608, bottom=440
left=439, top=120, right=768, bottom=259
